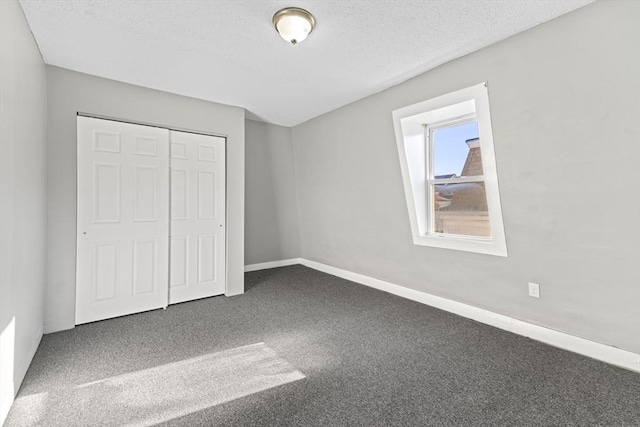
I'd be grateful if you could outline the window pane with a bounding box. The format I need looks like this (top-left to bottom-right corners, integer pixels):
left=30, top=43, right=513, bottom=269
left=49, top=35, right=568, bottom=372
left=432, top=121, right=482, bottom=178
left=433, top=181, right=490, bottom=237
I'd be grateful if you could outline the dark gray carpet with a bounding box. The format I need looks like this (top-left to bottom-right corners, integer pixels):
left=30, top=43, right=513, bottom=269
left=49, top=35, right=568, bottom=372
left=6, top=265, right=640, bottom=426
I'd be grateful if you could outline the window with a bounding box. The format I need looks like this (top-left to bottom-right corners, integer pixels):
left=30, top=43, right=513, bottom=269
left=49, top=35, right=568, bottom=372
left=392, top=83, right=507, bottom=256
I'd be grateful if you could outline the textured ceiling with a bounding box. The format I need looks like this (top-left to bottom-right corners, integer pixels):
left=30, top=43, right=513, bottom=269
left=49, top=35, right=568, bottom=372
left=19, top=0, right=594, bottom=127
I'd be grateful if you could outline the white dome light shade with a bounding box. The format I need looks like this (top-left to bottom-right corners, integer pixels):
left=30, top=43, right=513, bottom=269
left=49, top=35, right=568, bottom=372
left=272, top=7, right=315, bottom=45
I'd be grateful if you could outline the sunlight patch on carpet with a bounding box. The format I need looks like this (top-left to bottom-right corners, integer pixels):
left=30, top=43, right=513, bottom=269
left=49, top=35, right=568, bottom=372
left=10, top=343, right=304, bottom=427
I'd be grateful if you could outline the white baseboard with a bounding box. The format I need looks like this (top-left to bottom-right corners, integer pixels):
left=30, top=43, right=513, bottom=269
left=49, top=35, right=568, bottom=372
left=244, top=258, right=301, bottom=273
left=299, top=258, right=640, bottom=373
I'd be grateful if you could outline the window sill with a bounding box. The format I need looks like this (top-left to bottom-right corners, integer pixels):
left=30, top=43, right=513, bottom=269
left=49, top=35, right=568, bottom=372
left=412, top=233, right=508, bottom=257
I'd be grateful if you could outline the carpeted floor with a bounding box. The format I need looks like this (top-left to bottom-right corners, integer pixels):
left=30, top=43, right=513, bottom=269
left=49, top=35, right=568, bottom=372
left=5, top=265, right=640, bottom=426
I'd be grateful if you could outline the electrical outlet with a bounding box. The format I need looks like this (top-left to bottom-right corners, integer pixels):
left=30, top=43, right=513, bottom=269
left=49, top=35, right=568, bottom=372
left=528, top=282, right=540, bottom=298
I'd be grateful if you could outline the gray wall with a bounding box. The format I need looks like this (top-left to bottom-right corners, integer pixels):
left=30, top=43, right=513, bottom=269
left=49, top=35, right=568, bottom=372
left=245, top=120, right=300, bottom=265
left=45, top=66, right=245, bottom=333
left=292, top=0, right=640, bottom=353
left=0, top=0, right=47, bottom=422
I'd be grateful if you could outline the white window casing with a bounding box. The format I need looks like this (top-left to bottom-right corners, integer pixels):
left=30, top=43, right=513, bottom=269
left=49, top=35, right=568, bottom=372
left=392, top=83, right=508, bottom=256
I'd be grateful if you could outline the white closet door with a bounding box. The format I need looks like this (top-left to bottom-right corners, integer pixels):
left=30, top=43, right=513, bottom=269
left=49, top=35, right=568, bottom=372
left=76, top=117, right=170, bottom=324
left=169, top=131, right=226, bottom=304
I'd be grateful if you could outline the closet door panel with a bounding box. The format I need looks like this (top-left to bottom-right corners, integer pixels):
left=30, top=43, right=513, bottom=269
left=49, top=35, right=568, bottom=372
left=76, top=117, right=169, bottom=324
left=169, top=131, right=226, bottom=304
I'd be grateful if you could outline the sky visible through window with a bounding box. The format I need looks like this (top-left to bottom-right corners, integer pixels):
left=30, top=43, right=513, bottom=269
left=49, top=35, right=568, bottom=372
left=433, top=121, right=479, bottom=176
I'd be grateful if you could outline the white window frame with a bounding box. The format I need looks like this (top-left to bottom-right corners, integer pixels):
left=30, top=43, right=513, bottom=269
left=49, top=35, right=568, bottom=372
left=392, top=83, right=507, bottom=256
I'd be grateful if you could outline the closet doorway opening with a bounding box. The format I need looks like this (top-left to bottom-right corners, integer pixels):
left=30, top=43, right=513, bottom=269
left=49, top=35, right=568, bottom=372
left=76, top=116, right=226, bottom=324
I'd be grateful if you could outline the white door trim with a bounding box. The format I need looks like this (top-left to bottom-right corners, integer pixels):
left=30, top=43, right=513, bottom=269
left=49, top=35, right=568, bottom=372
left=77, top=112, right=229, bottom=139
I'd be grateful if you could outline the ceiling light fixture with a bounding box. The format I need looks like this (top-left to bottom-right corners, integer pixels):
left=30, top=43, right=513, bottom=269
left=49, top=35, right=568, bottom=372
left=272, top=7, right=316, bottom=45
